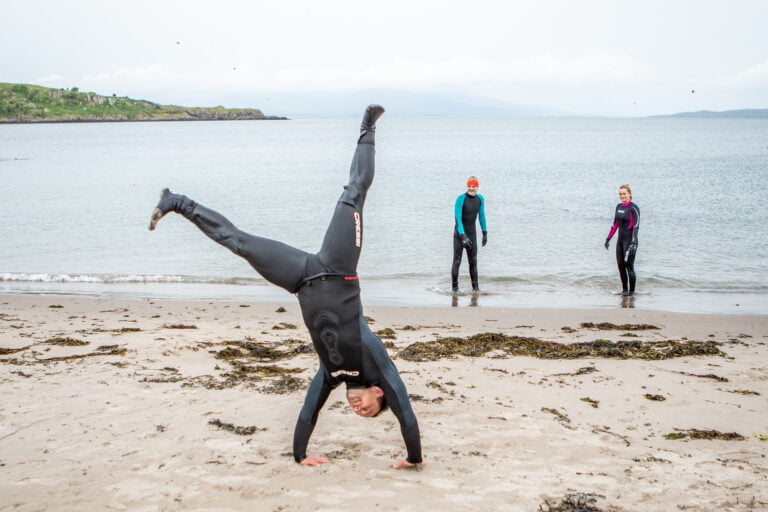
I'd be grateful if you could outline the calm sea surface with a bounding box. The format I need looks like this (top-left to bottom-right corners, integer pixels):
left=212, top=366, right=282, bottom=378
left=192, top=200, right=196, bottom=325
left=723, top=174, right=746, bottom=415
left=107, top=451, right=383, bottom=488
left=1, top=116, right=766, bottom=314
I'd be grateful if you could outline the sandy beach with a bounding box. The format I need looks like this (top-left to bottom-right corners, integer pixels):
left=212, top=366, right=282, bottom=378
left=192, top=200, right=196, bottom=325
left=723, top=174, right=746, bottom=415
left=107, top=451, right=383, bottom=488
left=1, top=293, right=767, bottom=511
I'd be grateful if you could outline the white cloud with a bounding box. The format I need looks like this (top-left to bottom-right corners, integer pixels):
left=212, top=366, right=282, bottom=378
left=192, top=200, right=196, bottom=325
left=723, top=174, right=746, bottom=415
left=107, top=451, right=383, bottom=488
left=35, top=74, right=68, bottom=86
left=724, top=59, right=768, bottom=86
left=69, top=53, right=650, bottom=97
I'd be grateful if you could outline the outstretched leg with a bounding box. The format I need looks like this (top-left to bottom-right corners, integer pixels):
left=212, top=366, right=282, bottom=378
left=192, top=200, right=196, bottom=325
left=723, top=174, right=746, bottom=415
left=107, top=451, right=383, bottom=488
left=315, top=105, right=384, bottom=274
left=149, top=189, right=309, bottom=293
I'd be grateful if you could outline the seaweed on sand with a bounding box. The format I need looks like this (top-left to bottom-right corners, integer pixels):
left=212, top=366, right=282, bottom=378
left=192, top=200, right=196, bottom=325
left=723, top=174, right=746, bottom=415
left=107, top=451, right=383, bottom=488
left=215, top=339, right=312, bottom=362
left=32, top=345, right=126, bottom=363
left=542, top=407, right=574, bottom=430
left=664, top=429, right=745, bottom=441
left=0, top=346, right=30, bottom=356
left=375, top=328, right=397, bottom=339
left=397, top=333, right=723, bottom=362
left=676, top=371, right=728, bottom=382
left=539, top=493, right=608, bottom=512
left=44, top=337, right=89, bottom=346
left=725, top=389, right=760, bottom=395
left=261, top=375, right=305, bottom=394
left=580, top=322, right=659, bottom=331
left=208, top=418, right=265, bottom=436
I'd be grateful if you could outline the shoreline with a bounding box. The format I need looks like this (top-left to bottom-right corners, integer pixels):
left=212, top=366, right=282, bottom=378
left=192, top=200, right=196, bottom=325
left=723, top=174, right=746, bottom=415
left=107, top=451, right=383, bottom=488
left=0, top=116, right=288, bottom=124
left=2, top=293, right=766, bottom=511
left=1, top=279, right=766, bottom=316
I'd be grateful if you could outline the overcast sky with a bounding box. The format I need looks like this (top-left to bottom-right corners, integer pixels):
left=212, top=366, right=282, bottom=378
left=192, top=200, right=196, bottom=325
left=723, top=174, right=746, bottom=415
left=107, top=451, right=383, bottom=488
left=2, top=0, right=767, bottom=116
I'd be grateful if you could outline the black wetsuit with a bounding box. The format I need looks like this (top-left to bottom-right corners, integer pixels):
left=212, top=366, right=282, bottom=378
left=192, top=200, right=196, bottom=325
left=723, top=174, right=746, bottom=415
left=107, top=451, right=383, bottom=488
left=166, top=126, right=421, bottom=464
left=606, top=201, right=640, bottom=293
left=451, top=192, right=487, bottom=291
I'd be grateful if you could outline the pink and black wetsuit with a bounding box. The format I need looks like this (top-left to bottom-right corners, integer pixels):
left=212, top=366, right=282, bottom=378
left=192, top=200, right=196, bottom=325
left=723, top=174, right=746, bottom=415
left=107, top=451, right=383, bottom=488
left=606, top=201, right=640, bottom=293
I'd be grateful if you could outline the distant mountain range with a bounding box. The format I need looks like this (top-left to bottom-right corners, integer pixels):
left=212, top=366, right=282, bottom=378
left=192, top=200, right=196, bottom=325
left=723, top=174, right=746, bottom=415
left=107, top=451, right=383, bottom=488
left=218, top=89, right=575, bottom=118
left=3, top=81, right=765, bottom=121
left=652, top=109, right=768, bottom=118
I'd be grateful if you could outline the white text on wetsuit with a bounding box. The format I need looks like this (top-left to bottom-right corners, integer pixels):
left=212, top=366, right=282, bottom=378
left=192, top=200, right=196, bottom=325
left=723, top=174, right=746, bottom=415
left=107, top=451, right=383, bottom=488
left=331, top=369, right=360, bottom=378
left=354, top=212, right=361, bottom=247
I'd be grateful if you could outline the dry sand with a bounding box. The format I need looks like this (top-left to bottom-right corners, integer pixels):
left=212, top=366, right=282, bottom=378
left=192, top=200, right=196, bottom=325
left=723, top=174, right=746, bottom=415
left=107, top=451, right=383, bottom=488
left=1, top=293, right=767, bottom=511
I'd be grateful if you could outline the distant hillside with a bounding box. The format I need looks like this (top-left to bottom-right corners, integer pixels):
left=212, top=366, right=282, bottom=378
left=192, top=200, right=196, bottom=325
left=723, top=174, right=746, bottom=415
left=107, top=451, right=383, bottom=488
left=653, top=109, right=768, bottom=119
left=0, top=83, right=286, bottom=123
left=218, top=89, right=574, bottom=118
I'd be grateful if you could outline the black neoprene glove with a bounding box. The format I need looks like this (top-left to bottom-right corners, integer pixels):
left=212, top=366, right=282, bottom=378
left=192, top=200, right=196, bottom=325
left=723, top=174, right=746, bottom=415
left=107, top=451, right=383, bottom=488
left=482, top=231, right=487, bottom=247
left=460, top=233, right=472, bottom=249
left=604, top=239, right=610, bottom=250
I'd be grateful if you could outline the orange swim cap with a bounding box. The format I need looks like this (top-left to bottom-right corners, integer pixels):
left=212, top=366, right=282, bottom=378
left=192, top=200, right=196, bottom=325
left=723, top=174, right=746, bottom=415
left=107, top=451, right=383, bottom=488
left=467, top=177, right=479, bottom=187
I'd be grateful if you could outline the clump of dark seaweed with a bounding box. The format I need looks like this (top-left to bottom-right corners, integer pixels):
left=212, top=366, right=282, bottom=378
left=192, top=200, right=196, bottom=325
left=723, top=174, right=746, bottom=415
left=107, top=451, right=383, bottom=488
left=644, top=394, right=666, bottom=401
left=208, top=418, right=265, bottom=435
left=44, top=337, right=89, bottom=346
left=216, top=339, right=312, bottom=362
left=676, top=371, right=728, bottom=382
left=0, top=346, right=30, bottom=356
left=163, top=324, right=197, bottom=329
left=554, top=366, right=597, bottom=377
left=275, top=306, right=287, bottom=313
left=226, top=361, right=301, bottom=377
left=539, top=493, right=607, bottom=512
left=33, top=345, right=126, bottom=363
left=580, top=397, right=599, bottom=408
left=261, top=375, right=305, bottom=394
left=664, top=429, right=745, bottom=441
left=580, top=322, right=659, bottom=331
left=375, top=328, right=397, bottom=339
left=272, top=322, right=297, bottom=330
left=397, top=333, right=723, bottom=362
left=407, top=394, right=444, bottom=404
left=725, top=389, right=760, bottom=395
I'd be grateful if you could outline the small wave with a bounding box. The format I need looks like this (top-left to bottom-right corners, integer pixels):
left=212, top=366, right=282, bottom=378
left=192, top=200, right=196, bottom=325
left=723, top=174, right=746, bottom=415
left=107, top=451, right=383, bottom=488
left=0, top=272, right=263, bottom=286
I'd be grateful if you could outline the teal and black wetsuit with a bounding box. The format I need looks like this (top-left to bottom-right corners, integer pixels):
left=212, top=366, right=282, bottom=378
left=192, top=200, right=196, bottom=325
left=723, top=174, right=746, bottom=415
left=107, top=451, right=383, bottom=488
left=451, top=192, right=487, bottom=291
left=606, top=201, right=640, bottom=293
left=159, top=112, right=421, bottom=465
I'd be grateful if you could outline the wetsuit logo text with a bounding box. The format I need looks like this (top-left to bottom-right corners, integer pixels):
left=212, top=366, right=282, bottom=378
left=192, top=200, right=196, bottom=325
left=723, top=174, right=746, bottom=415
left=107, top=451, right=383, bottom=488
left=330, top=369, right=360, bottom=378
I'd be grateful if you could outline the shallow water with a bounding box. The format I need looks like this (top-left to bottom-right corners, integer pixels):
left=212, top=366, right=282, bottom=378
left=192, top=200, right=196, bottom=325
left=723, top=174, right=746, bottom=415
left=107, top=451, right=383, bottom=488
left=1, top=116, right=766, bottom=313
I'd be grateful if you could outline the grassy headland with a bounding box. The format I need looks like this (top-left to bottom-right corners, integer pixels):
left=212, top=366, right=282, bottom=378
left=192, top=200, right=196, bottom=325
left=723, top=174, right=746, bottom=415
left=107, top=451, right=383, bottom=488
left=0, top=83, right=286, bottom=123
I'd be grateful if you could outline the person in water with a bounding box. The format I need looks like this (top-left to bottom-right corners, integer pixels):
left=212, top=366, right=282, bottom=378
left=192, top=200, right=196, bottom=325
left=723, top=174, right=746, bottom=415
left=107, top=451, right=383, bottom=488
left=451, top=176, right=487, bottom=293
left=604, top=184, right=640, bottom=296
left=148, top=105, right=421, bottom=469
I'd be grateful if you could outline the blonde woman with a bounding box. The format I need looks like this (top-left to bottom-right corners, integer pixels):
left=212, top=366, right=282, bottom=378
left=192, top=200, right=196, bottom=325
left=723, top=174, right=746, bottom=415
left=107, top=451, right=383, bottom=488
left=604, top=184, right=640, bottom=296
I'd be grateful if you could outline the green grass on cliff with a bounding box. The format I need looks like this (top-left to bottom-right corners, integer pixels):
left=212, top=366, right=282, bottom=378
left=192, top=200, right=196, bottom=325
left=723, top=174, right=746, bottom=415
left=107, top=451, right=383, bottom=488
left=0, top=83, right=267, bottom=121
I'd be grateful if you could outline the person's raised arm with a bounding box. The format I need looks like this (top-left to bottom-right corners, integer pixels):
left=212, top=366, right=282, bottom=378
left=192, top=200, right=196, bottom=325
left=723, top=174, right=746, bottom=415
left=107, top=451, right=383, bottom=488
left=361, top=333, right=422, bottom=468
left=293, top=369, right=334, bottom=465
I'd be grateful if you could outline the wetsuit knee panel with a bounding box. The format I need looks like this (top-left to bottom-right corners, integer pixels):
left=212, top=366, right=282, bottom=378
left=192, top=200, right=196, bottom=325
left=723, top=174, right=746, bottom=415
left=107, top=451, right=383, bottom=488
left=339, top=185, right=364, bottom=208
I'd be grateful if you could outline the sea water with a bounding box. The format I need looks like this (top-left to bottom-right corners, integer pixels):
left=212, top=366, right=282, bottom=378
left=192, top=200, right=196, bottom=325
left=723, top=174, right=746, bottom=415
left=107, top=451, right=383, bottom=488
left=1, top=116, right=766, bottom=314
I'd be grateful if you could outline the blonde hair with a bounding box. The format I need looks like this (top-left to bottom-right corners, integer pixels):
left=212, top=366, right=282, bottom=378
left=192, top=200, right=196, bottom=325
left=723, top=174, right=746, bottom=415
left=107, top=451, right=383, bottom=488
left=619, top=184, right=632, bottom=199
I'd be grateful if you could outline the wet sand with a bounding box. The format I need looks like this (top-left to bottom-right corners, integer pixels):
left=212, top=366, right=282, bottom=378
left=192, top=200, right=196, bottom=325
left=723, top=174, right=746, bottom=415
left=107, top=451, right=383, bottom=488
left=1, top=294, right=767, bottom=511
